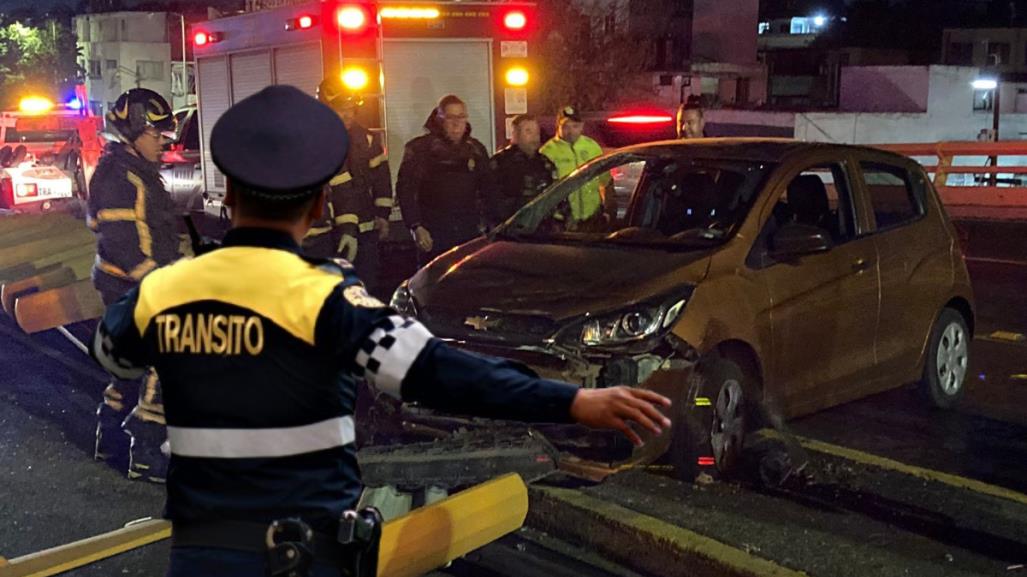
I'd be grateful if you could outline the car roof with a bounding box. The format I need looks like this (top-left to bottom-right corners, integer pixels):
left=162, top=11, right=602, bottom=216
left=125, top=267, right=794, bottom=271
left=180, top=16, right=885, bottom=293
left=614, top=138, right=912, bottom=165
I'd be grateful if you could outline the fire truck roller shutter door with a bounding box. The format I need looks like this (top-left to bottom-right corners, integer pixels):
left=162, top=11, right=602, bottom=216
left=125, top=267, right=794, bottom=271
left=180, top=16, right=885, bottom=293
left=273, top=43, right=323, bottom=97
left=198, top=56, right=230, bottom=195
left=382, top=39, right=496, bottom=186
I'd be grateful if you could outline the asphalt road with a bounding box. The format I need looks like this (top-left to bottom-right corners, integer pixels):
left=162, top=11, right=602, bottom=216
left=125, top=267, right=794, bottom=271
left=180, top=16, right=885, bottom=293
left=2, top=230, right=1027, bottom=575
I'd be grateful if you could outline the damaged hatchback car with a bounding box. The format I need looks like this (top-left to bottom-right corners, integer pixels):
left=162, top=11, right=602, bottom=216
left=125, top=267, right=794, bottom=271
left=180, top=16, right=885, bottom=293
left=391, top=139, right=975, bottom=481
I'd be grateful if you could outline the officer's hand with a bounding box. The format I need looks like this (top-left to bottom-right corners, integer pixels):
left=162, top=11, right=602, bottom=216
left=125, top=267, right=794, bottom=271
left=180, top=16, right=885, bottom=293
left=412, top=226, right=433, bottom=253
left=375, top=217, right=390, bottom=240
left=569, top=387, right=672, bottom=448
left=337, top=234, right=358, bottom=261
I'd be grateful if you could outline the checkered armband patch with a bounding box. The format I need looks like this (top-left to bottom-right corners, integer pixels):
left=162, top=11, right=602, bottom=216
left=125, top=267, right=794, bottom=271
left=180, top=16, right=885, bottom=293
left=353, top=315, right=434, bottom=399
left=92, top=324, right=147, bottom=380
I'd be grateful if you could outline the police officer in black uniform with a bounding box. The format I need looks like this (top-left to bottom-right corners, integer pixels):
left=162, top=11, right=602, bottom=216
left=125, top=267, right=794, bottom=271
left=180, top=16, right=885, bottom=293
left=89, top=85, right=671, bottom=577
left=488, top=113, right=556, bottom=226
left=88, top=88, right=181, bottom=482
left=317, top=76, right=393, bottom=297
left=396, top=94, right=497, bottom=267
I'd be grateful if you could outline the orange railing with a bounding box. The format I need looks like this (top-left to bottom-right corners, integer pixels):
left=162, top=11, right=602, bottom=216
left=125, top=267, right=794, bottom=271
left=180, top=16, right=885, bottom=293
left=876, top=141, right=1027, bottom=220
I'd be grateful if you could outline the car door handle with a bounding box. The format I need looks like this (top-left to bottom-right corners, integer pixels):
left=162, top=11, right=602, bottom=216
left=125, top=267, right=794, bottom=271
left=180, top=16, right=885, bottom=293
left=852, top=258, right=873, bottom=273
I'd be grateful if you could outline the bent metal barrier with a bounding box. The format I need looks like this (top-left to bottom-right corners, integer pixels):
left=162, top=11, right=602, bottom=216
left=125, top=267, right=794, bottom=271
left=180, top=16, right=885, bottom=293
left=876, top=141, right=1027, bottom=221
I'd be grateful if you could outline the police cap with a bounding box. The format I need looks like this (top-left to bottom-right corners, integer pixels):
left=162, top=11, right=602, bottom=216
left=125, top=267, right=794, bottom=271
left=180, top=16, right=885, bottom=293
left=210, top=85, right=349, bottom=198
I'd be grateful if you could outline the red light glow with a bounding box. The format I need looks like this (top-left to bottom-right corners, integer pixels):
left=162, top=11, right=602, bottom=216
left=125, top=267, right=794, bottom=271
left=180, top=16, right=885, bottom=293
left=697, top=456, right=716, bottom=466
left=608, top=114, right=674, bottom=125
left=504, top=11, right=527, bottom=30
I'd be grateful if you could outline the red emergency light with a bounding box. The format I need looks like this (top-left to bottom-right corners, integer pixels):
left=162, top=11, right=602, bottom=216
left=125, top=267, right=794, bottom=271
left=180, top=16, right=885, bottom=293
left=503, top=10, right=527, bottom=30
left=286, top=15, right=318, bottom=30
left=194, top=31, right=221, bottom=46
left=337, top=5, right=370, bottom=31
left=608, top=114, right=674, bottom=125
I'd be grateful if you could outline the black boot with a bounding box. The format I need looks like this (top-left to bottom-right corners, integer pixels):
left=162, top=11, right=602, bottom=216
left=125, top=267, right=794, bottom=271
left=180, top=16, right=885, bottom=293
left=124, top=415, right=168, bottom=483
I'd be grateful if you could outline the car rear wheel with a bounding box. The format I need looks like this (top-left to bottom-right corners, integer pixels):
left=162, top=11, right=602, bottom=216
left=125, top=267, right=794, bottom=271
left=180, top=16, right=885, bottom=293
left=921, top=308, right=970, bottom=409
left=670, top=353, right=753, bottom=482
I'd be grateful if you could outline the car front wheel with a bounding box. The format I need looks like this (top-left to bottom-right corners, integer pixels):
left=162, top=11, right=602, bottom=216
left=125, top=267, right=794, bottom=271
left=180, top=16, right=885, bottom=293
left=920, top=308, right=970, bottom=409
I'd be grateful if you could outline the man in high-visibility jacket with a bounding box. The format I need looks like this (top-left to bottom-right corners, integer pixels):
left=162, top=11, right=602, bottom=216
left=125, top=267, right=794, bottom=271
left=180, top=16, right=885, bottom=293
left=539, top=106, right=612, bottom=229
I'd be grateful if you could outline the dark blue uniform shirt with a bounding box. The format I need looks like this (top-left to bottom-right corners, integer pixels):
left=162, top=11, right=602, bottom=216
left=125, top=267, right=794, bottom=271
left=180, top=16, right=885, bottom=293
left=90, top=227, right=577, bottom=534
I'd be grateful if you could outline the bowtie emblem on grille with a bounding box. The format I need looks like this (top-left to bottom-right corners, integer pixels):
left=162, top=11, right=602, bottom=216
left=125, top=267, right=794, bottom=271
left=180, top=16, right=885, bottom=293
left=464, top=315, right=501, bottom=331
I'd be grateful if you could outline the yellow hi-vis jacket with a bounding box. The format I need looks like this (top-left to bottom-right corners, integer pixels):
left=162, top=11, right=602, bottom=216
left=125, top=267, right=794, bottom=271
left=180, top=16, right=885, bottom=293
left=540, top=135, right=604, bottom=222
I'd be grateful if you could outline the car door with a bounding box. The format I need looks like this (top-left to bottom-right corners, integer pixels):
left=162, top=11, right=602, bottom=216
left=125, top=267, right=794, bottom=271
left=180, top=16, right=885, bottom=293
left=853, top=152, right=951, bottom=384
left=752, top=155, right=881, bottom=415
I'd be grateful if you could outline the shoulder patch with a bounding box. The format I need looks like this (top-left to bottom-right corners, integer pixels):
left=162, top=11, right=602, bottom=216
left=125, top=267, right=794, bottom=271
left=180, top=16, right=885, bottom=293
left=343, top=284, right=385, bottom=308
left=300, top=255, right=355, bottom=276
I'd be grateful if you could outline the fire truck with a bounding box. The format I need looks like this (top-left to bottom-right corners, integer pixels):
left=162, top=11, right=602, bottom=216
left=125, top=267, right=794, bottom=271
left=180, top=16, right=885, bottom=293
left=191, top=0, right=538, bottom=204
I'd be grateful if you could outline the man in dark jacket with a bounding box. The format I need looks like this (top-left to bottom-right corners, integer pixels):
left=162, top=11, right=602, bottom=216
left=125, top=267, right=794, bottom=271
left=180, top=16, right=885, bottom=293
left=488, top=113, right=556, bottom=226
left=396, top=95, right=497, bottom=267
left=87, top=88, right=181, bottom=482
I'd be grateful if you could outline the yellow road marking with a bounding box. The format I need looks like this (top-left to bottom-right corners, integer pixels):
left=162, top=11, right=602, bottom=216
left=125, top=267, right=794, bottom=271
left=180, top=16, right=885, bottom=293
left=760, top=429, right=1027, bottom=507
left=531, top=486, right=808, bottom=577
left=6, top=519, right=171, bottom=577
left=986, top=330, right=1026, bottom=343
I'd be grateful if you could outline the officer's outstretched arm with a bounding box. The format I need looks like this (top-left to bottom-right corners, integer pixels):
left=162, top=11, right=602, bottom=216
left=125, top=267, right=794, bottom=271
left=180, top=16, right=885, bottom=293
left=89, top=287, right=148, bottom=380
left=318, top=282, right=671, bottom=444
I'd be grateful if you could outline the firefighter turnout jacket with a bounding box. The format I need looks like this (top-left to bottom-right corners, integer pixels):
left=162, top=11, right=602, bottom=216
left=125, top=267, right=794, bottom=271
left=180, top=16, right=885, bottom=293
left=87, top=143, right=181, bottom=297
left=329, top=123, right=393, bottom=237
left=90, top=227, right=578, bottom=534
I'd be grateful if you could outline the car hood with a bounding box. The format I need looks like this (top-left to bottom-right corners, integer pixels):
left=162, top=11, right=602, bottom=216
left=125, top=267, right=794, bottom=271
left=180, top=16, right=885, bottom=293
left=409, top=238, right=711, bottom=326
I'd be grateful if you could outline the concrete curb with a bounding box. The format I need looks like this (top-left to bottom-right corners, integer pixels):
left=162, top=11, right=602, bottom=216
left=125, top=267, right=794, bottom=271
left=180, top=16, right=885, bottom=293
left=527, top=486, right=808, bottom=577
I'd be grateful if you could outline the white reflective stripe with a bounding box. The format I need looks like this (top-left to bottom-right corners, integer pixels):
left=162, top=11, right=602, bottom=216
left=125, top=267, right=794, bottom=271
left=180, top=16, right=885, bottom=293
left=92, top=325, right=146, bottom=380
left=356, top=316, right=433, bottom=399
left=167, top=415, right=355, bottom=458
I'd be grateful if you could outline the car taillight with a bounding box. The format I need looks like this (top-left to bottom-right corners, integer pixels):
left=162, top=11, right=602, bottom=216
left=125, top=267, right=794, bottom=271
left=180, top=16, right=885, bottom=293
left=15, top=183, right=38, bottom=198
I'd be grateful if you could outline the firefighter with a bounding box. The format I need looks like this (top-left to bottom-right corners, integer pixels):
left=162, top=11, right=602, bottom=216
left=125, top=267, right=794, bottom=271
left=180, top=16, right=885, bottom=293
left=677, top=95, right=708, bottom=139
left=487, top=113, right=556, bottom=225
left=89, top=85, right=672, bottom=576
left=539, top=106, right=612, bottom=230
left=87, top=88, right=180, bottom=483
left=316, top=76, right=393, bottom=297
left=396, top=94, right=497, bottom=267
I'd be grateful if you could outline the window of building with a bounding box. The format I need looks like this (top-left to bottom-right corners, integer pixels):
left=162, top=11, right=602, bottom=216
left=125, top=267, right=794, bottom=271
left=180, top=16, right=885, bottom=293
left=89, top=59, right=101, bottom=78
left=790, top=17, right=812, bottom=34
left=947, top=42, right=973, bottom=66
left=603, top=12, right=616, bottom=35
left=136, top=60, right=164, bottom=81
left=105, top=59, right=117, bottom=70
left=987, top=41, right=1010, bottom=65
left=860, top=162, right=925, bottom=230
left=758, top=22, right=770, bottom=35
left=658, top=74, right=674, bottom=86
left=973, top=88, right=994, bottom=111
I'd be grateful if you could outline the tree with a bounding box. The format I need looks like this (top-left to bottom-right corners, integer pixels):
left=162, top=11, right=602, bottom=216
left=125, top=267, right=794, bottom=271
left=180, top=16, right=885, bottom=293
left=536, top=0, right=654, bottom=112
left=0, top=14, right=83, bottom=109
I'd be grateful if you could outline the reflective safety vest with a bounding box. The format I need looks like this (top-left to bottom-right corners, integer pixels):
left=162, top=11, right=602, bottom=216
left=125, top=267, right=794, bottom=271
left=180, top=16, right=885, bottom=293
left=539, top=135, right=604, bottom=221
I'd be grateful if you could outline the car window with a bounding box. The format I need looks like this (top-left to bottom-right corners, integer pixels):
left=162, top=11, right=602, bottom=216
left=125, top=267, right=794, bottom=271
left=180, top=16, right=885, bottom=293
left=771, top=163, right=856, bottom=244
left=181, top=112, right=200, bottom=151
left=501, top=152, right=774, bottom=249
left=860, top=161, right=924, bottom=230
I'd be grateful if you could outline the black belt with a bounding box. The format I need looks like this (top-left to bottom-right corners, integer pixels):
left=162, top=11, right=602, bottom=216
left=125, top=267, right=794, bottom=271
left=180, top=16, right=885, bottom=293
left=171, top=520, right=350, bottom=565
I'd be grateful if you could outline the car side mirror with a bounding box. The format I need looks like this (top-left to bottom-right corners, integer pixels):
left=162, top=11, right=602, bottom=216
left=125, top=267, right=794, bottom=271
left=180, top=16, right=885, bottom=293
left=769, top=223, right=833, bottom=260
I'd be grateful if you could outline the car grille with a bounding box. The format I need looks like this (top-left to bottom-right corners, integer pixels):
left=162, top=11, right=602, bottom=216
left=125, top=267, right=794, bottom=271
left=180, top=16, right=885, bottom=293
left=419, top=307, right=561, bottom=347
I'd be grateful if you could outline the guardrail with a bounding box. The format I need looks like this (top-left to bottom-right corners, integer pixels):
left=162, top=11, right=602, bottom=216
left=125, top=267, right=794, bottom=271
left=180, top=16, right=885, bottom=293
left=876, top=141, right=1027, bottom=220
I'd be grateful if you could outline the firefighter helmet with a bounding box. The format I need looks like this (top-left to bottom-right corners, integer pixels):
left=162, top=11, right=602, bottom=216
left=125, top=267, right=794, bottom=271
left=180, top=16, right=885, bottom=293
left=104, top=88, right=177, bottom=143
left=318, top=76, right=364, bottom=110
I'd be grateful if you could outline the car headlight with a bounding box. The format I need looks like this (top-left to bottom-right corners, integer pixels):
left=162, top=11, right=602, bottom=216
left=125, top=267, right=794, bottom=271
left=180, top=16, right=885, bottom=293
left=390, top=281, right=417, bottom=316
left=565, top=292, right=690, bottom=349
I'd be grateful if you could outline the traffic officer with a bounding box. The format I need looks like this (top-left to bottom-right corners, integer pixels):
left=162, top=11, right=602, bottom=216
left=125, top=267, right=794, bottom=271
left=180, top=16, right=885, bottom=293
left=89, top=85, right=672, bottom=576
left=487, top=113, right=556, bottom=225
left=677, top=95, right=708, bottom=139
left=396, top=94, right=497, bottom=267
left=539, top=106, right=612, bottom=230
left=317, top=76, right=393, bottom=297
left=87, top=88, right=180, bottom=483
